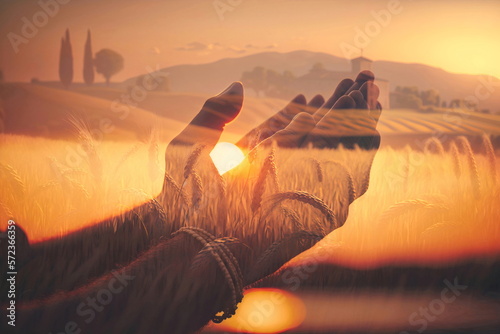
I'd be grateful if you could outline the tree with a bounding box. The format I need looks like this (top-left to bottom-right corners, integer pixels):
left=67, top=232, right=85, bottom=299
left=83, top=29, right=94, bottom=86
left=94, top=49, right=124, bottom=86
left=309, top=62, right=326, bottom=76
left=420, top=89, right=440, bottom=106
left=59, top=29, right=73, bottom=88
left=395, top=86, right=419, bottom=97
left=265, top=69, right=296, bottom=99
left=442, top=101, right=447, bottom=108
left=391, top=87, right=423, bottom=110
left=0, top=69, right=4, bottom=83
left=241, top=66, right=267, bottom=97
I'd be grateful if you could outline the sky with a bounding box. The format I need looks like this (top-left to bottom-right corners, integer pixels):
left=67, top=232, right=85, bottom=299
left=1, top=0, right=499, bottom=83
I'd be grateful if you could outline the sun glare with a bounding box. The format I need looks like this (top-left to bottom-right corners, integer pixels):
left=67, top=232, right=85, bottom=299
left=210, top=142, right=246, bottom=175
left=209, top=288, right=306, bottom=333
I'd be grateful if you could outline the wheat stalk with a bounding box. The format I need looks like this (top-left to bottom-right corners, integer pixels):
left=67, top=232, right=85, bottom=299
left=308, top=158, right=323, bottom=182
left=455, top=136, right=481, bottom=196
left=424, top=137, right=445, bottom=155
left=0, top=163, right=26, bottom=198
left=63, top=175, right=90, bottom=199
left=379, top=199, right=448, bottom=222
left=206, top=155, right=226, bottom=197
left=251, top=148, right=279, bottom=212
left=190, top=170, right=203, bottom=209
left=69, top=117, right=102, bottom=182
left=162, top=173, right=189, bottom=205
left=449, top=141, right=462, bottom=178
left=313, top=218, right=327, bottom=237
left=148, top=129, right=161, bottom=183
left=281, top=205, right=304, bottom=230
left=184, top=144, right=206, bottom=180
left=264, top=191, right=337, bottom=228
left=323, top=160, right=356, bottom=204
left=481, top=134, right=497, bottom=184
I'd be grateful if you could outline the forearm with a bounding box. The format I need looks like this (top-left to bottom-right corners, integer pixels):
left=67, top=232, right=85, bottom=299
left=12, top=233, right=231, bottom=334
left=16, top=197, right=179, bottom=302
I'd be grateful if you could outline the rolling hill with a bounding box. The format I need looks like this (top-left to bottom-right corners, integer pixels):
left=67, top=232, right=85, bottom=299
left=122, top=50, right=500, bottom=114
left=0, top=83, right=202, bottom=142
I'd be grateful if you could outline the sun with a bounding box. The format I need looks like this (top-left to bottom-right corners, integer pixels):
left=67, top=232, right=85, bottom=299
left=209, top=142, right=246, bottom=175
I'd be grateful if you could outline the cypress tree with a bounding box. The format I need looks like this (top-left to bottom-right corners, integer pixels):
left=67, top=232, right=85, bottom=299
left=83, top=29, right=94, bottom=86
left=59, top=28, right=73, bottom=88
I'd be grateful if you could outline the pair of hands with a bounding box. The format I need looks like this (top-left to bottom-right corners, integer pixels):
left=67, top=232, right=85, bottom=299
left=161, top=70, right=382, bottom=286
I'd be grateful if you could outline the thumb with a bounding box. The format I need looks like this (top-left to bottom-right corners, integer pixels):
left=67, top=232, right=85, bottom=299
left=169, top=82, right=243, bottom=149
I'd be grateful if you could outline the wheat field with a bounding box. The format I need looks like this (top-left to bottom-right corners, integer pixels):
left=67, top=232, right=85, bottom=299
left=1, top=133, right=499, bottom=268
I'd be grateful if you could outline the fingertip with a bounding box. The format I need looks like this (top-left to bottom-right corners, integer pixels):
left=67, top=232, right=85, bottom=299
left=290, top=112, right=316, bottom=130
left=219, top=81, right=244, bottom=97
left=332, top=95, right=356, bottom=109
left=355, top=70, right=375, bottom=83
left=323, top=78, right=354, bottom=109
left=308, top=94, right=325, bottom=109
left=348, top=90, right=367, bottom=109
left=291, top=94, right=307, bottom=106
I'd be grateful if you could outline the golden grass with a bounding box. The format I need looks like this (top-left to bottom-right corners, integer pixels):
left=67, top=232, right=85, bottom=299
left=0, top=133, right=499, bottom=267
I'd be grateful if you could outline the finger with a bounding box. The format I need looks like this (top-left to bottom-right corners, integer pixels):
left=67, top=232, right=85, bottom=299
left=256, top=112, right=316, bottom=148
left=304, top=96, right=356, bottom=148
left=169, top=82, right=243, bottom=149
left=307, top=94, right=325, bottom=109
left=314, top=78, right=353, bottom=122
left=345, top=70, right=375, bottom=95
left=236, top=94, right=307, bottom=150
left=332, top=95, right=357, bottom=110
left=348, top=90, right=368, bottom=109
left=359, top=81, right=380, bottom=110
left=370, top=102, right=383, bottom=123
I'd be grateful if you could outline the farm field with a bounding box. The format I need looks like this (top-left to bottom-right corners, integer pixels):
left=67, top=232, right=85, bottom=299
left=1, top=130, right=499, bottom=333
left=3, top=83, right=500, bottom=146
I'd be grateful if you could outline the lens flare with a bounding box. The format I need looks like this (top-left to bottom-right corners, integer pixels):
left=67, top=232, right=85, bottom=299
left=210, top=142, right=245, bottom=175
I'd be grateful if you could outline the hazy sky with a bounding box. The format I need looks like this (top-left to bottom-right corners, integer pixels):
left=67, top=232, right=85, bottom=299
left=1, top=0, right=499, bottom=82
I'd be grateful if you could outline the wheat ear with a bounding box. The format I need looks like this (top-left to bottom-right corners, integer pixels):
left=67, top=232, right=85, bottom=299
left=251, top=147, right=279, bottom=212
left=264, top=191, right=337, bottom=228
left=323, top=160, right=356, bottom=204
left=455, top=136, right=481, bottom=196
left=424, top=137, right=445, bottom=155
left=308, top=158, right=323, bottom=182
left=378, top=199, right=448, bottom=222
left=184, top=144, right=206, bottom=180
left=281, top=205, right=304, bottom=230
left=481, top=134, right=497, bottom=184
left=449, top=141, right=462, bottom=178
left=190, top=170, right=203, bottom=209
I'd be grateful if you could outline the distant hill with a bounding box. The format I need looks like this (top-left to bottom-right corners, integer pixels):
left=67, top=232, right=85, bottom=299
left=122, top=50, right=348, bottom=95
left=122, top=50, right=500, bottom=114
left=0, top=83, right=190, bottom=141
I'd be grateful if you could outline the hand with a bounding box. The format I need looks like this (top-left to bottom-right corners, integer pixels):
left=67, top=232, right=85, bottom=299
left=157, top=70, right=382, bottom=324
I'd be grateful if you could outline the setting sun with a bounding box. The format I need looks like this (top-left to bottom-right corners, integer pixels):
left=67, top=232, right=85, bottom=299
left=210, top=142, right=246, bottom=175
